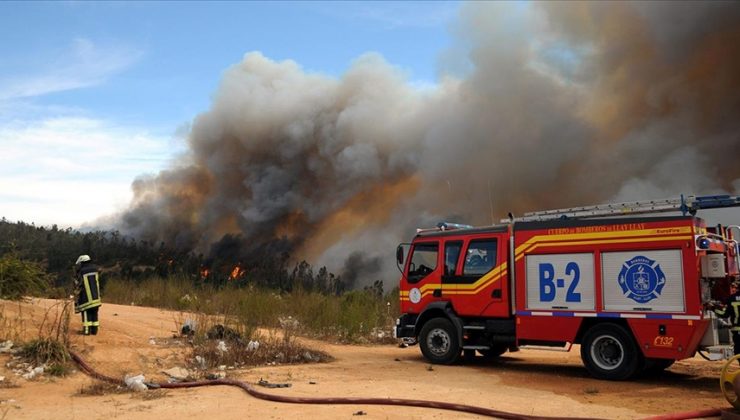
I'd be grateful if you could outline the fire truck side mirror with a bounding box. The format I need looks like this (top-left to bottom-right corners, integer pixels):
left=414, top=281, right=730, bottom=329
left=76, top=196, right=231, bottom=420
left=396, top=245, right=405, bottom=266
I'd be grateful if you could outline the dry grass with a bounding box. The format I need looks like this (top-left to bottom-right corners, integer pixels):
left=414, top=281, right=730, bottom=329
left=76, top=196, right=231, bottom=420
left=105, top=277, right=400, bottom=344
left=77, top=381, right=127, bottom=396
left=15, top=299, right=73, bottom=376
left=0, top=301, right=27, bottom=342
left=131, top=389, right=169, bottom=401
left=0, top=378, right=19, bottom=389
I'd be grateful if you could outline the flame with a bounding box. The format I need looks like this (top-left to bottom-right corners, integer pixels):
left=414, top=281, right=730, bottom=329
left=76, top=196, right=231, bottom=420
left=229, top=265, right=245, bottom=280
left=200, top=267, right=210, bottom=279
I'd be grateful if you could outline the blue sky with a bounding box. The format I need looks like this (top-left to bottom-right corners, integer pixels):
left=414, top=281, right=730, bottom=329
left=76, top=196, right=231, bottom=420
left=0, top=1, right=459, bottom=227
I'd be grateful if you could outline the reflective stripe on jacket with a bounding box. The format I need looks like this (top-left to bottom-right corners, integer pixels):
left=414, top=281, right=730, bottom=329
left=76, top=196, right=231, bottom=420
left=715, top=292, right=740, bottom=332
left=75, top=264, right=102, bottom=313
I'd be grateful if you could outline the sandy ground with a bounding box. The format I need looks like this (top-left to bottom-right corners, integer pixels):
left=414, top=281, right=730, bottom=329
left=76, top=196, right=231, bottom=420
left=0, top=298, right=733, bottom=420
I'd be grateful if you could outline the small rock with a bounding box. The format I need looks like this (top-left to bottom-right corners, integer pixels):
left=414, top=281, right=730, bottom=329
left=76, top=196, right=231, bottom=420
left=181, top=319, right=196, bottom=336
left=0, top=341, right=14, bottom=354
left=149, top=337, right=156, bottom=345
left=162, top=367, right=190, bottom=381
left=302, top=351, right=315, bottom=362
left=207, top=371, right=226, bottom=380
left=216, top=341, right=228, bottom=353
left=218, top=365, right=226, bottom=371
left=247, top=340, right=260, bottom=351
left=353, top=411, right=367, bottom=416
left=309, top=381, right=317, bottom=385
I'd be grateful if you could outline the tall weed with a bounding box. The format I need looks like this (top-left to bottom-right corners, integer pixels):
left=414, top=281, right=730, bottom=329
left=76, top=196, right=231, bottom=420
left=105, top=276, right=399, bottom=343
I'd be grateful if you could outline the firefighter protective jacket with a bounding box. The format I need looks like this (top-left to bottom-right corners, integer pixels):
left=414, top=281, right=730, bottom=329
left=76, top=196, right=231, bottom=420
left=714, top=291, right=740, bottom=332
left=75, top=263, right=101, bottom=313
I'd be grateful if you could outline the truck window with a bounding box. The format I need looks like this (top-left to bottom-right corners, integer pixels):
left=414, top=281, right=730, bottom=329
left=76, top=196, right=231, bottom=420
left=445, top=241, right=462, bottom=275
left=464, top=239, right=497, bottom=276
left=408, top=242, right=438, bottom=284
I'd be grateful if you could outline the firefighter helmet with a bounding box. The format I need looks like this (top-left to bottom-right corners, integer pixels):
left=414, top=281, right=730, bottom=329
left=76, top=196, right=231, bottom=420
left=75, top=255, right=91, bottom=265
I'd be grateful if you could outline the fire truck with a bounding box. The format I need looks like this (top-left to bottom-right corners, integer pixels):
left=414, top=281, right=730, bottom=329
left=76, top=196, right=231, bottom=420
left=394, top=195, right=740, bottom=380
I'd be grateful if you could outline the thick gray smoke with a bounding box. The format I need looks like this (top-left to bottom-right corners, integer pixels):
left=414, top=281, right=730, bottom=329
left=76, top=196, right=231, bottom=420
left=119, top=2, right=740, bottom=288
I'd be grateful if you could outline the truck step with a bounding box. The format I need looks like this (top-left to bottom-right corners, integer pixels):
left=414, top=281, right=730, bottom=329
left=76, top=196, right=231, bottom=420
left=463, top=325, right=485, bottom=330
left=462, top=345, right=490, bottom=350
left=518, top=342, right=573, bottom=352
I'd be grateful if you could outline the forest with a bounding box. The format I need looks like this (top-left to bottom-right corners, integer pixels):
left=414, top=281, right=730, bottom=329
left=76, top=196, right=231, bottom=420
left=0, top=218, right=367, bottom=297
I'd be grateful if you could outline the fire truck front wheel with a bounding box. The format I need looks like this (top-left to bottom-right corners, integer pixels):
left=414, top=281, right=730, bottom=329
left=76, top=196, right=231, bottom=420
left=419, top=318, right=461, bottom=365
left=581, top=323, right=641, bottom=380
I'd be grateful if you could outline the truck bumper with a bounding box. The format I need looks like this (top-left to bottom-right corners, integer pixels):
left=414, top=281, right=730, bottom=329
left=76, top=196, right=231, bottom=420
left=394, top=313, right=417, bottom=339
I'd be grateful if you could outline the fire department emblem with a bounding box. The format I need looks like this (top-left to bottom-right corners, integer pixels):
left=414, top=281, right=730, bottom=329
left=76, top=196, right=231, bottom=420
left=409, top=288, right=422, bottom=304
left=618, top=256, right=666, bottom=304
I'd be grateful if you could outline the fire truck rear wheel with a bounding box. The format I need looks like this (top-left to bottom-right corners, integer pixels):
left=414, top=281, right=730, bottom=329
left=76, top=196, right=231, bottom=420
left=581, top=323, right=640, bottom=380
left=419, top=317, right=461, bottom=365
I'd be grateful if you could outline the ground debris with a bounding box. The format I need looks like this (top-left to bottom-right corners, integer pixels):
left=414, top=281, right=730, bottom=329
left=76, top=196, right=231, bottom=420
left=161, top=367, right=191, bottom=382
left=257, top=378, right=291, bottom=388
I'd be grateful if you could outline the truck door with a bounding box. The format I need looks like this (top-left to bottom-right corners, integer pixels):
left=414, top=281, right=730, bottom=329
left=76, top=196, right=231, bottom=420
left=401, top=240, right=443, bottom=311
left=446, top=235, right=509, bottom=317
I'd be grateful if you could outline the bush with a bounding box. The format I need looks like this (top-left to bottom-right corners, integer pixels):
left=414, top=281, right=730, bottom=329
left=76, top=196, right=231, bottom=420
left=0, top=253, right=50, bottom=300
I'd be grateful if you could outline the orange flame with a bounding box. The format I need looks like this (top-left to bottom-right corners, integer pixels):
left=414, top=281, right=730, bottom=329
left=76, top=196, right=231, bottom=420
left=200, top=267, right=210, bottom=279
left=229, top=265, right=245, bottom=280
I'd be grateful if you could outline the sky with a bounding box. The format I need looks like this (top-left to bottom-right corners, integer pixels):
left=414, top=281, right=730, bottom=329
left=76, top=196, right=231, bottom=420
left=0, top=1, right=458, bottom=227
left=0, top=0, right=738, bottom=237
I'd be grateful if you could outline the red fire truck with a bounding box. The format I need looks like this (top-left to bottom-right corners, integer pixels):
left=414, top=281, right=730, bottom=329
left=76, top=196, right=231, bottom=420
left=394, top=195, right=740, bottom=380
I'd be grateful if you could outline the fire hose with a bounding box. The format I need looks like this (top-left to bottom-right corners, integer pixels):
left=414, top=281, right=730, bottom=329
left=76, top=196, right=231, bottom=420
left=69, top=349, right=598, bottom=420
left=68, top=349, right=731, bottom=420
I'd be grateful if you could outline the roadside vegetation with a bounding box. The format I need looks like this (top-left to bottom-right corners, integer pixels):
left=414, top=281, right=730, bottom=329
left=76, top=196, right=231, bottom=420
left=104, top=275, right=399, bottom=344
left=0, top=218, right=401, bottom=382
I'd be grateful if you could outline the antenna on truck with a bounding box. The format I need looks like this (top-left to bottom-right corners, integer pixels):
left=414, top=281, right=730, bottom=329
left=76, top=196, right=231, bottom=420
left=503, top=194, right=740, bottom=223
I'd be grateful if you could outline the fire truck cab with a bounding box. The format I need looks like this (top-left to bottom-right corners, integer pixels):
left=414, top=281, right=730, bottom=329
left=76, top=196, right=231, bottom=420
left=394, top=195, right=740, bottom=380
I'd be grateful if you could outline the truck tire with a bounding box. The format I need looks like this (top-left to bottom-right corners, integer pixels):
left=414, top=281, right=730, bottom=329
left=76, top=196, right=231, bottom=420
left=581, top=323, right=641, bottom=380
left=419, top=317, right=461, bottom=365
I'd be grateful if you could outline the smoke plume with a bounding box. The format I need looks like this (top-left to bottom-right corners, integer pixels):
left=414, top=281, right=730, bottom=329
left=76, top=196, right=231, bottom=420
left=118, top=2, right=740, bottom=287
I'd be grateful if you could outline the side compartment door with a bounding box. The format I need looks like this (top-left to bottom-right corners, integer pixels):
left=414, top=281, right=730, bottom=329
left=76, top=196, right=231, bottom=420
left=525, top=253, right=596, bottom=312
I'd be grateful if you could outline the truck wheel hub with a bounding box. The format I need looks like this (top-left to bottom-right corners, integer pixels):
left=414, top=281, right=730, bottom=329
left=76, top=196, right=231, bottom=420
left=592, top=335, right=623, bottom=370
left=427, top=328, right=451, bottom=356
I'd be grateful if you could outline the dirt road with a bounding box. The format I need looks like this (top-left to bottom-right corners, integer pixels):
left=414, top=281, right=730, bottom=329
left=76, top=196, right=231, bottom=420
left=0, top=299, right=730, bottom=419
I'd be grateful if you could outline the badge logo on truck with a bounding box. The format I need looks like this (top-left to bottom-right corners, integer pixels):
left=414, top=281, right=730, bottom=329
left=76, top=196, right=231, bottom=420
left=409, top=288, right=422, bottom=304
left=618, top=256, right=667, bottom=303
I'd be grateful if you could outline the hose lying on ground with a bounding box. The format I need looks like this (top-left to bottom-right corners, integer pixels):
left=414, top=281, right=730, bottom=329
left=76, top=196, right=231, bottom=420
left=640, top=409, right=722, bottom=420
left=69, top=349, right=600, bottom=420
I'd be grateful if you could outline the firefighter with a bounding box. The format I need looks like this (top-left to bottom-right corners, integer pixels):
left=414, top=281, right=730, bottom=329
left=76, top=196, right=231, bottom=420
left=74, top=255, right=102, bottom=335
left=712, top=281, right=740, bottom=358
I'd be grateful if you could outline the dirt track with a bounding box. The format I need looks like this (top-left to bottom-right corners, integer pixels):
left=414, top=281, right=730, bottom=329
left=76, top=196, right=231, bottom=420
left=0, top=298, right=731, bottom=419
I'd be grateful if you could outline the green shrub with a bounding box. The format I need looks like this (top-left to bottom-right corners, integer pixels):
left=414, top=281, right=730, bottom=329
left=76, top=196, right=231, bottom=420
left=0, top=253, right=50, bottom=300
